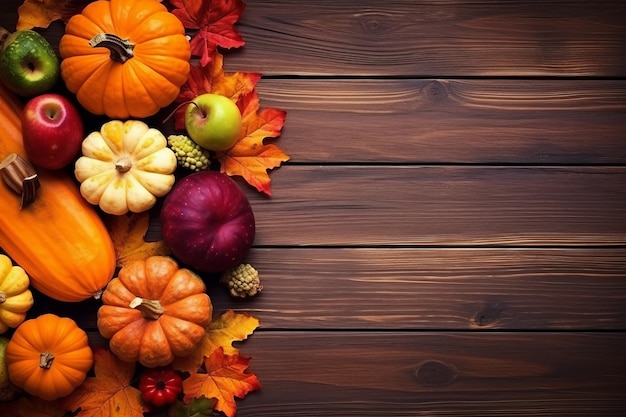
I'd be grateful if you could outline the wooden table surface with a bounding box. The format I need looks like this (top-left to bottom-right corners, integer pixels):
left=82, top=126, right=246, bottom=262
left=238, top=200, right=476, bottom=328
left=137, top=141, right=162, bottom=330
left=2, top=0, right=626, bottom=416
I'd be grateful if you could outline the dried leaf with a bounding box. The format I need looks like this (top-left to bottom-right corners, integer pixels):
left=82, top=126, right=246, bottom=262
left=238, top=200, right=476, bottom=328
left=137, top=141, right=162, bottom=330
left=174, top=54, right=261, bottom=130
left=217, top=90, right=289, bottom=195
left=183, top=347, right=261, bottom=417
left=2, top=395, right=65, bottom=417
left=173, top=310, right=260, bottom=374
left=104, top=211, right=171, bottom=268
left=16, top=0, right=93, bottom=30
left=170, top=0, right=246, bottom=66
left=61, top=348, right=145, bottom=417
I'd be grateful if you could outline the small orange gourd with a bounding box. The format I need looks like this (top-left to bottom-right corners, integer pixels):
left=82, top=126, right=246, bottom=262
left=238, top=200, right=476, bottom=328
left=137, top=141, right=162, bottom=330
left=5, top=314, right=93, bottom=401
left=97, top=256, right=212, bottom=368
left=59, top=0, right=191, bottom=119
left=0, top=81, right=116, bottom=303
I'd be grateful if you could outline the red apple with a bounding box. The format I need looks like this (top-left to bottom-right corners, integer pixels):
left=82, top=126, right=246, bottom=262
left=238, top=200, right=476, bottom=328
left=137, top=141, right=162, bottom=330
left=160, top=171, right=256, bottom=273
left=21, top=93, right=84, bottom=169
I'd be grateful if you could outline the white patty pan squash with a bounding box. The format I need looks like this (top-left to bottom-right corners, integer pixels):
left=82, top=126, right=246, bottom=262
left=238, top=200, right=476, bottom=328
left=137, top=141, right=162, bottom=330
left=74, top=120, right=177, bottom=215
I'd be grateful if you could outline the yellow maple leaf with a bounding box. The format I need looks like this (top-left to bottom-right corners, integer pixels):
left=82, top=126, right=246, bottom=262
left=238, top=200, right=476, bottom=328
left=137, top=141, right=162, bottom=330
left=16, top=0, right=83, bottom=30
left=60, top=348, right=145, bottom=417
left=103, top=211, right=171, bottom=268
left=173, top=310, right=260, bottom=373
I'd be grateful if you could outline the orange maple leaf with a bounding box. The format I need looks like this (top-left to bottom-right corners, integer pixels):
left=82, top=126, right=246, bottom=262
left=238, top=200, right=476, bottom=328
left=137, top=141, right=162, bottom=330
left=103, top=211, right=171, bottom=268
left=183, top=347, right=261, bottom=417
left=60, top=348, right=145, bottom=417
left=217, top=90, right=289, bottom=195
left=16, top=0, right=146, bottom=30
left=174, top=54, right=261, bottom=130
left=173, top=309, right=260, bottom=373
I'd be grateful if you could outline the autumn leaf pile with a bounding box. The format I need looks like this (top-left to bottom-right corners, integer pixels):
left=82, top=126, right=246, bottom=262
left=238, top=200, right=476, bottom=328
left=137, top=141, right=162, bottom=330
left=2, top=0, right=286, bottom=415
left=3, top=311, right=261, bottom=417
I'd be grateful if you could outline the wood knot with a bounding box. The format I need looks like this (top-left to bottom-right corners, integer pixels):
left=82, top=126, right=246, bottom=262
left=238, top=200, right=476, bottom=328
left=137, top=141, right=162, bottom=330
left=422, top=80, right=449, bottom=102
left=414, top=360, right=458, bottom=387
left=357, top=13, right=392, bottom=35
left=470, top=301, right=505, bottom=328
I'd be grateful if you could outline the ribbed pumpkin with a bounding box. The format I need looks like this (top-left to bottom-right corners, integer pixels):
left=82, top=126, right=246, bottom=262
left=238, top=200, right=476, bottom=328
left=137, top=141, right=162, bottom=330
left=97, top=256, right=212, bottom=367
left=59, top=0, right=191, bottom=119
left=0, top=83, right=116, bottom=302
left=0, top=254, right=33, bottom=334
left=5, top=314, right=93, bottom=401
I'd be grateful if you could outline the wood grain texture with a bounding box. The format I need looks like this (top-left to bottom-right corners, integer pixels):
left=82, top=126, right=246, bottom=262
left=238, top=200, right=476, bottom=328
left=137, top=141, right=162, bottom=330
left=38, top=247, right=626, bottom=331
left=225, top=0, right=626, bottom=77
left=254, top=78, right=626, bottom=163
left=241, top=166, right=626, bottom=247
left=206, top=248, right=626, bottom=330
left=231, top=331, right=626, bottom=416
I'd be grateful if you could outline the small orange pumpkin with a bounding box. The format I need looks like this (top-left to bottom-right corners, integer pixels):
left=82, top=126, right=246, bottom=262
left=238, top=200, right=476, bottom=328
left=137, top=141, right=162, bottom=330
left=59, top=0, right=191, bottom=119
left=5, top=314, right=93, bottom=401
left=97, top=256, right=212, bottom=368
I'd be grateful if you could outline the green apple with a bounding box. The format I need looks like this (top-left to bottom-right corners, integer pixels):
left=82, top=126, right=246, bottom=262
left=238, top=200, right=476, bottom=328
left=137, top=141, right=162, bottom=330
left=0, top=29, right=59, bottom=97
left=184, top=93, right=242, bottom=151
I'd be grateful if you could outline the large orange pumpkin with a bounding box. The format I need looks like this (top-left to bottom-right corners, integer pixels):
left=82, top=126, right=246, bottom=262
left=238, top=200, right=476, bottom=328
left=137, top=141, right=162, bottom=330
left=97, top=256, right=212, bottom=367
left=0, top=80, right=116, bottom=303
left=59, top=0, right=191, bottom=119
left=5, top=314, right=93, bottom=401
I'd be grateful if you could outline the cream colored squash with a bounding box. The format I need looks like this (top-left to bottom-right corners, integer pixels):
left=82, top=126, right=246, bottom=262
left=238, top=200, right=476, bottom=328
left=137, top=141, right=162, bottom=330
left=74, top=120, right=177, bottom=215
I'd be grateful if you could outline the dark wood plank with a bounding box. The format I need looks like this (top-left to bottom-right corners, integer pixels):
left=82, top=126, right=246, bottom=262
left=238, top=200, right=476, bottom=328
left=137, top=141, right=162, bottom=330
left=241, top=166, right=626, bottom=247
left=207, top=248, right=626, bottom=330
left=2, top=1, right=624, bottom=78
left=36, top=248, right=626, bottom=331
left=254, top=78, right=626, bottom=163
left=226, top=0, right=626, bottom=77
left=231, top=331, right=626, bottom=417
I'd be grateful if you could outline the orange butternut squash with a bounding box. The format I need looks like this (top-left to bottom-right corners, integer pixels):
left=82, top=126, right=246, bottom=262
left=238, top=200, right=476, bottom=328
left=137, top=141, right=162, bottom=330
left=0, top=83, right=116, bottom=302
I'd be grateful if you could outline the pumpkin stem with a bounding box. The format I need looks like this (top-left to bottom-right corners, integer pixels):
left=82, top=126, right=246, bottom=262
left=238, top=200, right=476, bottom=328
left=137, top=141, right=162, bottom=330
left=0, top=153, right=40, bottom=209
left=39, top=351, right=55, bottom=369
left=89, top=33, right=135, bottom=63
left=115, top=158, right=133, bottom=173
left=129, top=297, right=164, bottom=320
left=0, top=291, right=6, bottom=303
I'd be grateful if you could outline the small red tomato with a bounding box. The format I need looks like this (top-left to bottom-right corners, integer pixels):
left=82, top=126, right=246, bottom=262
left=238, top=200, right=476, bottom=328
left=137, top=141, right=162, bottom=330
left=139, top=366, right=183, bottom=407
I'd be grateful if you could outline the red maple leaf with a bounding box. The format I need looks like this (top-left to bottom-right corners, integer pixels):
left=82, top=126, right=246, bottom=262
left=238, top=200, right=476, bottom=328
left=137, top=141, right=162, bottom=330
left=170, top=0, right=246, bottom=66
